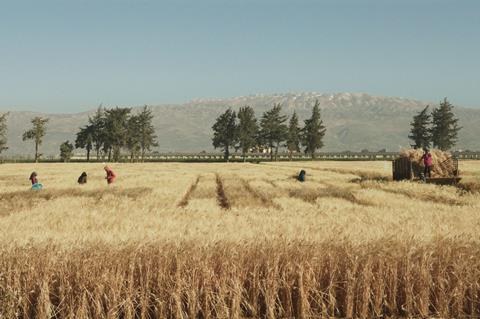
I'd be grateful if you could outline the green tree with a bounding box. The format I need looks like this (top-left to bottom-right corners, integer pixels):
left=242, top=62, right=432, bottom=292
left=301, top=100, right=326, bottom=159
left=431, top=98, right=461, bottom=151
left=408, top=105, right=431, bottom=149
left=136, top=106, right=158, bottom=161
left=88, top=106, right=107, bottom=160
left=59, top=140, right=74, bottom=162
left=104, top=107, right=131, bottom=161
left=237, top=106, right=258, bottom=162
left=126, top=114, right=142, bottom=162
left=0, top=113, right=8, bottom=155
left=22, top=116, right=49, bottom=162
left=75, top=124, right=94, bottom=161
left=258, top=103, right=288, bottom=161
left=286, top=111, right=301, bottom=160
left=212, top=108, right=237, bottom=161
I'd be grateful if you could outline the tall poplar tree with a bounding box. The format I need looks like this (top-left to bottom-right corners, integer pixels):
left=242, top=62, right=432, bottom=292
left=301, top=100, right=326, bottom=159
left=431, top=98, right=461, bottom=151
left=212, top=108, right=237, bottom=161
left=258, top=103, right=288, bottom=161
left=237, top=106, right=258, bottom=162
left=126, top=114, right=142, bottom=162
left=286, top=111, right=301, bottom=160
left=88, top=106, right=107, bottom=160
left=136, top=106, right=158, bottom=161
left=408, top=106, right=431, bottom=149
left=104, top=107, right=131, bottom=161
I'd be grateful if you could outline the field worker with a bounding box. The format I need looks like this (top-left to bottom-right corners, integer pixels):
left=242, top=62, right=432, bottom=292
left=298, top=169, right=306, bottom=182
left=421, top=149, right=433, bottom=179
left=78, top=172, right=87, bottom=184
left=104, top=166, right=116, bottom=185
left=29, top=172, right=43, bottom=190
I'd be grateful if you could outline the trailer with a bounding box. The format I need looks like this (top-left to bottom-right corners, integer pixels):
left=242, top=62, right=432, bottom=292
left=392, top=156, right=460, bottom=185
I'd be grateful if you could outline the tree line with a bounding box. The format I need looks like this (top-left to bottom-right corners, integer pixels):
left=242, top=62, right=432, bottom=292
left=409, top=98, right=461, bottom=151
left=0, top=106, right=158, bottom=162
left=0, top=97, right=465, bottom=162
left=212, top=100, right=326, bottom=161
left=74, top=106, right=158, bottom=162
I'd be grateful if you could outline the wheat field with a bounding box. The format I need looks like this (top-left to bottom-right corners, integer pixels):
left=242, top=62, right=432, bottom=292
left=0, top=161, right=479, bottom=318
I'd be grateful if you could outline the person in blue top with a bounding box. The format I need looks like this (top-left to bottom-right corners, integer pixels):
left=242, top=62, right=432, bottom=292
left=29, top=172, right=43, bottom=190
left=297, top=170, right=306, bottom=182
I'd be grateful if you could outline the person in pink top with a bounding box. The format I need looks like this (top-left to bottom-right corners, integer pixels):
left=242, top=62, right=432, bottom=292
left=104, top=166, right=116, bottom=185
left=421, top=149, right=433, bottom=178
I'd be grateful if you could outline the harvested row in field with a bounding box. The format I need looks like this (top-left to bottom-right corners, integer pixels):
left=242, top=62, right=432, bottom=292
left=181, top=175, right=276, bottom=209
left=288, top=183, right=373, bottom=206
left=177, top=175, right=201, bottom=207
left=358, top=181, right=465, bottom=206
left=240, top=179, right=280, bottom=209
left=215, top=174, right=231, bottom=210
left=0, top=187, right=153, bottom=216
left=262, top=162, right=390, bottom=182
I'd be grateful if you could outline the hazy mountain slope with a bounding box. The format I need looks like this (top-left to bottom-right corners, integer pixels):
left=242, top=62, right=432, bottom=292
left=2, top=93, right=480, bottom=157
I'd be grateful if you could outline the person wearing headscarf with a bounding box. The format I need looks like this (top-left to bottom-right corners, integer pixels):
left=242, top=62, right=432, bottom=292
left=297, top=169, right=306, bottom=182
left=29, top=172, right=43, bottom=190
left=29, top=172, right=38, bottom=185
left=104, top=166, right=116, bottom=185
left=421, top=149, right=433, bottom=179
left=78, top=172, right=87, bottom=184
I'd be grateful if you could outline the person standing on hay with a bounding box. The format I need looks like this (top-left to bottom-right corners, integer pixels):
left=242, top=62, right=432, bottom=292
left=421, top=149, right=433, bottom=179
left=104, top=165, right=116, bottom=185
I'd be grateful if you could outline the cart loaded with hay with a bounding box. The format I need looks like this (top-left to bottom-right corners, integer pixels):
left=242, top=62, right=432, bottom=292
left=392, top=149, right=460, bottom=185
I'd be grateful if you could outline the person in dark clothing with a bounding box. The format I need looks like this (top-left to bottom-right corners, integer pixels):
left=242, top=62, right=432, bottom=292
left=78, top=172, right=87, bottom=184
left=29, top=172, right=38, bottom=185
left=298, top=170, right=306, bottom=182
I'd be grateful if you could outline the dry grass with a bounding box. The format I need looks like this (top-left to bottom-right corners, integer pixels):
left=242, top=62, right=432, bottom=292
left=0, top=161, right=479, bottom=318
left=457, top=181, right=480, bottom=194
left=1, top=240, right=480, bottom=319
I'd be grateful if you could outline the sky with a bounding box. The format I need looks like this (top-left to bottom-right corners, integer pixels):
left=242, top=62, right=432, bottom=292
left=0, top=0, right=479, bottom=113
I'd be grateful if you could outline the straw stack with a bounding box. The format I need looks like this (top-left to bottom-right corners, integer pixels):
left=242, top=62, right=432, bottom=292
left=399, top=148, right=455, bottom=178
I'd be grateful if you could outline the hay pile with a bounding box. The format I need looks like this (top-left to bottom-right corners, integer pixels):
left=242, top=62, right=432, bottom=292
left=399, top=148, right=455, bottom=178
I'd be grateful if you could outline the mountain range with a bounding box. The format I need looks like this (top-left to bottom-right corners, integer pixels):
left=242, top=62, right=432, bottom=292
left=2, top=92, right=479, bottom=157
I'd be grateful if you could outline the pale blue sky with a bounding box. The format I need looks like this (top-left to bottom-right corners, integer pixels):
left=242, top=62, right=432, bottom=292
left=0, top=0, right=478, bottom=113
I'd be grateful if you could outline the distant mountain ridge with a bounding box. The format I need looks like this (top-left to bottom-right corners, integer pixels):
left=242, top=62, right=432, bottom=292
left=2, top=93, right=480, bottom=157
